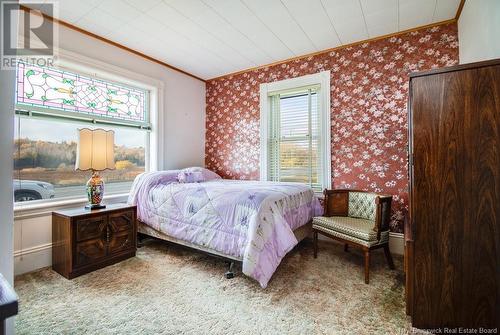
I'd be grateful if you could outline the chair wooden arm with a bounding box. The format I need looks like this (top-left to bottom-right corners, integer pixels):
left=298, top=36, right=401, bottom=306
left=374, top=195, right=392, bottom=240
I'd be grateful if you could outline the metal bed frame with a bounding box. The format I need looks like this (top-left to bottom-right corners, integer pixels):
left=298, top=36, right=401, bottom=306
left=137, top=220, right=313, bottom=279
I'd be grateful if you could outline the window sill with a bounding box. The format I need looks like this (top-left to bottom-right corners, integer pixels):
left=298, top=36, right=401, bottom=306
left=13, top=193, right=130, bottom=219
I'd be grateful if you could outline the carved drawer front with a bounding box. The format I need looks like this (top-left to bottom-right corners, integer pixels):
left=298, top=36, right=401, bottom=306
left=76, top=216, right=107, bottom=242
left=108, top=210, right=134, bottom=233
left=75, top=238, right=107, bottom=267
left=108, top=230, right=133, bottom=255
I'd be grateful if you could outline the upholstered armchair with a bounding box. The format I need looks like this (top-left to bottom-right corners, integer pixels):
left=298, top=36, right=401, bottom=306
left=312, top=189, right=395, bottom=284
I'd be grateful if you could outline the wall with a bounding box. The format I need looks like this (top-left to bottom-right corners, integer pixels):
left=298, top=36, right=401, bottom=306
left=0, top=51, right=15, bottom=335
left=0, top=0, right=16, bottom=332
left=55, top=26, right=206, bottom=169
left=458, top=0, right=500, bottom=64
left=14, top=23, right=206, bottom=275
left=0, top=32, right=15, bottom=282
left=206, top=23, right=459, bottom=233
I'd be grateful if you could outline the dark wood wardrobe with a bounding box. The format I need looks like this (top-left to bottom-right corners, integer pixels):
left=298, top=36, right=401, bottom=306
left=406, top=59, right=500, bottom=330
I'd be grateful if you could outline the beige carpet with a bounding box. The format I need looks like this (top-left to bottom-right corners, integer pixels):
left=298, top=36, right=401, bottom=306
left=15, top=239, right=408, bottom=335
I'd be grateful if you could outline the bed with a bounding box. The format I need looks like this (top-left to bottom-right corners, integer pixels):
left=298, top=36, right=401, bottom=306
left=127, top=168, right=322, bottom=288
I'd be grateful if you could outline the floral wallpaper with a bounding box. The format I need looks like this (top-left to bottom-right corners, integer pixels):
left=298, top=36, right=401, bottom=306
left=205, top=23, right=459, bottom=233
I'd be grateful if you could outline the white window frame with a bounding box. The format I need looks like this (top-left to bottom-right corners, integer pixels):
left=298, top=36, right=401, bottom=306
left=14, top=47, right=164, bottom=213
left=259, top=71, right=331, bottom=192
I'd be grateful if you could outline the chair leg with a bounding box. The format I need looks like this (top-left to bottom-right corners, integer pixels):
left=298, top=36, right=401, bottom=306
left=313, top=230, right=318, bottom=258
left=344, top=244, right=349, bottom=252
left=384, top=244, right=395, bottom=270
left=364, top=249, right=370, bottom=284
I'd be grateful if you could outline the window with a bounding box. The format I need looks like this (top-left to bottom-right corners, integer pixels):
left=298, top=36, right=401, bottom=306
left=16, top=61, right=149, bottom=128
left=260, top=72, right=331, bottom=192
left=14, top=61, right=151, bottom=203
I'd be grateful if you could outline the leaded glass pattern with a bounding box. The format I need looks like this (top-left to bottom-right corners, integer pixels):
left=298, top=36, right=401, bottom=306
left=16, top=62, right=147, bottom=124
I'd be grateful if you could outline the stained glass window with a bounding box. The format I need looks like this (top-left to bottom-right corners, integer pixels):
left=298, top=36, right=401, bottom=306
left=15, top=62, right=148, bottom=127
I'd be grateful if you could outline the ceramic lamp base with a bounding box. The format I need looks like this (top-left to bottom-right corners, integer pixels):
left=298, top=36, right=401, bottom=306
left=85, top=170, right=105, bottom=210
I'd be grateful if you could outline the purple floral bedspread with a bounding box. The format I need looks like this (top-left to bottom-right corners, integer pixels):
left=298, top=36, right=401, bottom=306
left=127, top=171, right=322, bottom=288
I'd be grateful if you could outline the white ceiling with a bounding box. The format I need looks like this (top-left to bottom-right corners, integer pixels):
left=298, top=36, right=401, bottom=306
left=27, top=0, right=461, bottom=80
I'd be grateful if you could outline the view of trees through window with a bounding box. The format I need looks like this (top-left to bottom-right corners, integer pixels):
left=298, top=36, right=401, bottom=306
left=279, top=141, right=320, bottom=184
left=13, top=117, right=146, bottom=203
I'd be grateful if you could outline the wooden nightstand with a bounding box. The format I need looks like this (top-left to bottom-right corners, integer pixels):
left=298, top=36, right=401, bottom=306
left=52, top=203, right=137, bottom=279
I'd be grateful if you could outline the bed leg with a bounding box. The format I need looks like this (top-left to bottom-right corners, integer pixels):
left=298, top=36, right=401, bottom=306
left=137, top=233, right=146, bottom=248
left=224, top=261, right=235, bottom=279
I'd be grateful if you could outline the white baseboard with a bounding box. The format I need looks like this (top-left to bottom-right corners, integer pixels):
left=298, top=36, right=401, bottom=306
left=14, top=242, right=52, bottom=258
left=14, top=243, right=52, bottom=276
left=388, top=232, right=404, bottom=255
left=318, top=232, right=404, bottom=255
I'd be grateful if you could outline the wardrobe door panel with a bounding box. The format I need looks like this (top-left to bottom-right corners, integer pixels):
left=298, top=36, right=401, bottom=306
left=411, top=70, right=471, bottom=328
left=464, top=65, right=500, bottom=328
left=410, top=63, right=500, bottom=329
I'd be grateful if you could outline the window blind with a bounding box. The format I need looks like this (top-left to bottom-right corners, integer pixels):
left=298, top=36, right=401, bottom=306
left=267, top=85, right=323, bottom=192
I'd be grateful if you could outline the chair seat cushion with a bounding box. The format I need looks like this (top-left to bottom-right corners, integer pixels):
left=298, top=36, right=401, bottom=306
left=312, top=216, right=389, bottom=247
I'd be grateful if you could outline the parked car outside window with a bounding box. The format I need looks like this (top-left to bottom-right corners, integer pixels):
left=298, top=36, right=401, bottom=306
left=13, top=179, right=55, bottom=202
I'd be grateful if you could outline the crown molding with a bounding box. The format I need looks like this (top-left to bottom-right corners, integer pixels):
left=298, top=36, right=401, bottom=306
left=455, top=0, right=466, bottom=21
left=19, top=5, right=206, bottom=83
left=207, top=18, right=458, bottom=81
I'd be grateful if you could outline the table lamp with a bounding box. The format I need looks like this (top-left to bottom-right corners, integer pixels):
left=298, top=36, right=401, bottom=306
left=75, top=128, right=115, bottom=209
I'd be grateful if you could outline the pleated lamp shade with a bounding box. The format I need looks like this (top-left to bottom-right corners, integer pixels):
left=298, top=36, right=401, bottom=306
left=75, top=128, right=115, bottom=171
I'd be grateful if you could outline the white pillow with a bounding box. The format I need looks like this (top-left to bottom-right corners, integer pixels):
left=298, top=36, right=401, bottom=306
left=177, top=167, right=221, bottom=183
